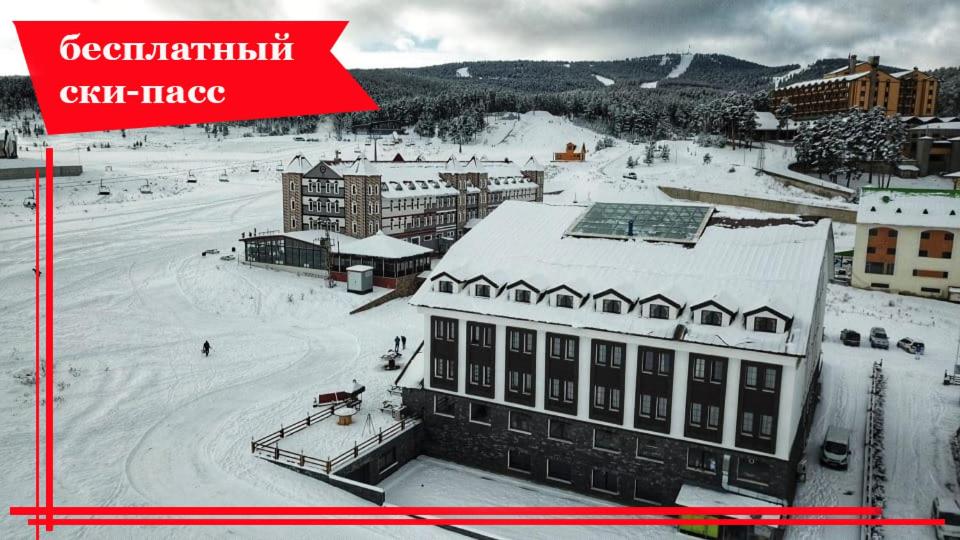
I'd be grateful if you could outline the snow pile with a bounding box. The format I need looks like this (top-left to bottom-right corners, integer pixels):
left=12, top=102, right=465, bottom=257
left=593, top=74, right=614, bottom=86
left=455, top=66, right=470, bottom=78
left=864, top=360, right=887, bottom=539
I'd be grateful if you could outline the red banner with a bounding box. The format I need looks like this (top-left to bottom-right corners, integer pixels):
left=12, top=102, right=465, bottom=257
left=14, top=21, right=378, bottom=134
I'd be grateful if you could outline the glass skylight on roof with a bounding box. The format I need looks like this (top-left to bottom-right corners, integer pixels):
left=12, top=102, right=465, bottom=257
left=565, top=203, right=713, bottom=243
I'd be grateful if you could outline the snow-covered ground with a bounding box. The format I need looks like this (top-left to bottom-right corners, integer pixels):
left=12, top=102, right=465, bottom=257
left=1, top=112, right=956, bottom=540
left=456, top=66, right=470, bottom=78
left=593, top=74, right=614, bottom=86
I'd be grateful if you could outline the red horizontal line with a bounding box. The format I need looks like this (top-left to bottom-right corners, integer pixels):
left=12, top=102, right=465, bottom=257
left=24, top=517, right=943, bottom=527
left=9, top=505, right=881, bottom=516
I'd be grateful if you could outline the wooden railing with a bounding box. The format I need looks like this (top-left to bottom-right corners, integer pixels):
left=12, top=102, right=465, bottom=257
left=251, top=410, right=421, bottom=475
left=861, top=360, right=887, bottom=540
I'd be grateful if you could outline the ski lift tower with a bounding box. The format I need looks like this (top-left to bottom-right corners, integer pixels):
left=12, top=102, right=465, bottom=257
left=350, top=119, right=403, bottom=161
left=755, top=141, right=766, bottom=175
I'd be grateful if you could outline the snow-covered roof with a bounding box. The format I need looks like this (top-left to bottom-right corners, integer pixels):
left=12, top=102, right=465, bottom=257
left=910, top=122, right=960, bottom=132
left=857, top=188, right=960, bottom=228
left=330, top=158, right=530, bottom=184
left=282, top=230, right=432, bottom=259
left=524, top=156, right=545, bottom=172
left=675, top=484, right=781, bottom=520
left=347, top=265, right=374, bottom=272
left=825, top=62, right=867, bottom=76
left=381, top=178, right=459, bottom=199
left=335, top=156, right=381, bottom=177
left=891, top=70, right=913, bottom=78
left=754, top=111, right=798, bottom=131
left=781, top=71, right=868, bottom=90
left=410, top=201, right=832, bottom=356
left=287, top=153, right=312, bottom=174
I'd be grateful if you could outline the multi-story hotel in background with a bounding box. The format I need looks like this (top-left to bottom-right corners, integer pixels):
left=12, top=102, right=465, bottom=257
left=280, top=153, right=545, bottom=251
left=398, top=201, right=833, bottom=536
left=773, top=55, right=939, bottom=120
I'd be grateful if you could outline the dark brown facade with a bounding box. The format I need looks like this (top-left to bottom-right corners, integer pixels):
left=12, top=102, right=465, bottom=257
left=589, top=340, right=626, bottom=425
left=505, top=327, right=537, bottom=407
left=735, top=362, right=782, bottom=454
left=545, top=332, right=579, bottom=415
left=430, top=316, right=459, bottom=391
left=684, top=354, right=727, bottom=444
left=465, top=322, right=496, bottom=398
left=634, top=346, right=674, bottom=434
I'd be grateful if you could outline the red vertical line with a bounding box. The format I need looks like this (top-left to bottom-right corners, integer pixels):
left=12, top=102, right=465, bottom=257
left=34, top=167, right=40, bottom=540
left=44, top=148, right=53, bottom=532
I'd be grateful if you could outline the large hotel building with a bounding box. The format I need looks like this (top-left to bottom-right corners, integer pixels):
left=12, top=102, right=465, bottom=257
left=280, top=154, right=544, bottom=251
left=772, top=54, right=938, bottom=120
left=399, top=201, right=833, bottom=533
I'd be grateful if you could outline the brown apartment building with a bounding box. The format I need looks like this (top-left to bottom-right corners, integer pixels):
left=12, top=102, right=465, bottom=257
left=773, top=55, right=938, bottom=120
left=281, top=154, right=545, bottom=252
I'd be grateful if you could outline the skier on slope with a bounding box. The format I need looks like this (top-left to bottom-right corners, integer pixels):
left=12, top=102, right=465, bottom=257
left=394, top=336, right=400, bottom=353
left=202, top=340, right=211, bottom=357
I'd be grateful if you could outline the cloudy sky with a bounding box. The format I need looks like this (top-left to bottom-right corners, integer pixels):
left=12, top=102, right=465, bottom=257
left=1, top=0, right=954, bottom=74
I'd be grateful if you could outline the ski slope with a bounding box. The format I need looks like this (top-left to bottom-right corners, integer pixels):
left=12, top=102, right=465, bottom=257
left=641, top=52, right=695, bottom=88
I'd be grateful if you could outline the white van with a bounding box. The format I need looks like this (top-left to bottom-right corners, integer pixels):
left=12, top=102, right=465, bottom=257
left=932, top=497, right=960, bottom=540
left=820, top=425, right=852, bottom=470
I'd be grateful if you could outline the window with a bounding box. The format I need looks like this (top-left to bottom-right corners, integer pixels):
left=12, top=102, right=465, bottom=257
left=753, top=316, right=778, bottom=333
left=509, top=410, right=532, bottom=433
left=639, top=394, right=653, bottom=417
left=637, top=441, right=663, bottom=462
left=509, top=331, right=521, bottom=352
left=655, top=397, right=668, bottom=420
left=745, top=366, right=758, bottom=388
left=759, top=415, right=774, bottom=438
left=687, top=448, right=718, bottom=473
left=710, top=360, right=724, bottom=384
left=641, top=351, right=655, bottom=374
left=689, top=402, right=702, bottom=426
left=593, top=429, right=619, bottom=452
left=763, top=369, right=777, bottom=391
left=706, top=405, right=720, bottom=429
left=474, top=284, right=490, bottom=298
left=507, top=371, right=533, bottom=395
left=610, top=389, right=621, bottom=412
left=564, top=380, right=575, bottom=402
left=693, top=358, right=706, bottom=380
left=611, top=346, right=623, bottom=368
left=700, top=310, right=723, bottom=326
left=548, top=419, right=572, bottom=442
left=547, top=459, right=572, bottom=482
left=515, top=289, right=531, bottom=303
left=549, top=378, right=561, bottom=400
left=591, top=468, right=619, bottom=494
left=469, top=403, right=491, bottom=425
left=649, top=304, right=670, bottom=319
left=438, top=281, right=454, bottom=293
left=556, top=294, right=574, bottom=308
left=433, top=395, right=455, bottom=417
left=736, top=457, right=770, bottom=485
left=507, top=450, right=532, bottom=473
left=602, top=299, right=621, bottom=314
left=741, top=411, right=754, bottom=435
left=593, top=385, right=606, bottom=408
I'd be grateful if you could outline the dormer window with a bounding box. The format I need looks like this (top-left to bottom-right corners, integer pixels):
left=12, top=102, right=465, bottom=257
left=753, top=316, right=778, bottom=333
left=700, top=310, right=723, bottom=326
left=515, top=289, right=531, bottom=303
left=475, top=284, right=491, bottom=298
left=438, top=281, right=454, bottom=293
left=649, top=304, right=670, bottom=319
left=601, top=299, right=621, bottom=314
left=556, top=294, right=575, bottom=308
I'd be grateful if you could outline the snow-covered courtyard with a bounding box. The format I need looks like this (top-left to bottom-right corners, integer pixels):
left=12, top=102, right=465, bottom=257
left=1, top=112, right=957, bottom=539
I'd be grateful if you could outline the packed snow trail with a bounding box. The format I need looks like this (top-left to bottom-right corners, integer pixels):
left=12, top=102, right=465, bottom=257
left=641, top=52, right=694, bottom=88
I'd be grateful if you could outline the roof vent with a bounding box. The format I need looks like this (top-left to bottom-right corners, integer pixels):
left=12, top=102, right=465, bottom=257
left=952, top=210, right=957, bottom=216
left=870, top=206, right=876, bottom=212
left=895, top=208, right=902, bottom=213
left=881, top=195, right=891, bottom=203
left=923, top=209, right=929, bottom=214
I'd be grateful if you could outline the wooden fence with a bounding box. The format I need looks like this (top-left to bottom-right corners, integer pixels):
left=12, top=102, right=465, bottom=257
left=251, top=408, right=421, bottom=475
left=861, top=360, right=886, bottom=540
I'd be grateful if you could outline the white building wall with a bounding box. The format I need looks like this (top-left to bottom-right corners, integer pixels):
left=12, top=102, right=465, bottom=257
left=852, top=222, right=960, bottom=298
left=415, top=306, right=807, bottom=461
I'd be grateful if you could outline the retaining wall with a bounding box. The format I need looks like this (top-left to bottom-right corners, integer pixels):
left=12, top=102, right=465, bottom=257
left=659, top=186, right=857, bottom=223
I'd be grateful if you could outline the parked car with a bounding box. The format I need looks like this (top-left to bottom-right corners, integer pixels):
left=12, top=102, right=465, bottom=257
left=869, top=327, right=889, bottom=349
left=820, top=425, right=852, bottom=470
left=623, top=172, right=638, bottom=180
left=932, top=496, right=960, bottom=540
left=840, top=329, right=860, bottom=347
left=897, top=338, right=925, bottom=355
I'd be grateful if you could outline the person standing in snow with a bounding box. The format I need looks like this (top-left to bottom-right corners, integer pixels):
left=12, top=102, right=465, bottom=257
left=401, top=335, right=407, bottom=349
left=394, top=336, right=400, bottom=353
left=202, top=340, right=211, bottom=357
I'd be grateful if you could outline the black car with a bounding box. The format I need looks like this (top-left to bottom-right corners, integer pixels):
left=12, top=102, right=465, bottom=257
left=840, top=329, right=860, bottom=347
